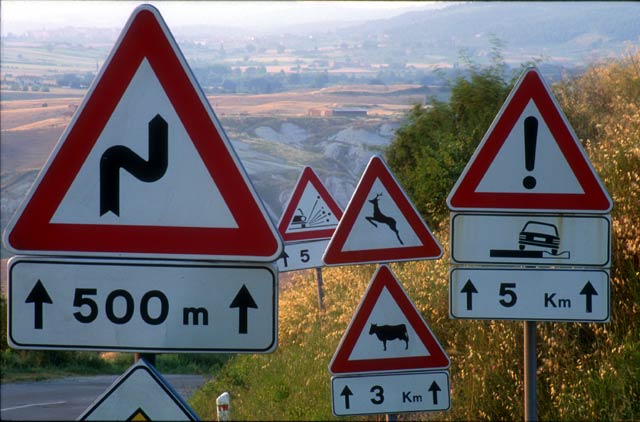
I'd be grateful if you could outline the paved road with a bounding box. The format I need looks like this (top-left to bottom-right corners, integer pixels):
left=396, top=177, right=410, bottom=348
left=0, top=374, right=207, bottom=420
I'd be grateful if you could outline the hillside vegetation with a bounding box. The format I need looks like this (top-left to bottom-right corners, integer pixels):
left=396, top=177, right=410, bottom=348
left=190, top=53, right=639, bottom=420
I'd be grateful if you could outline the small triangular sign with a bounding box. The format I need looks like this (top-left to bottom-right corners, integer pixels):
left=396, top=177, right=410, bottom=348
left=278, top=167, right=343, bottom=242
left=79, top=359, right=198, bottom=421
left=3, top=5, right=282, bottom=261
left=447, top=66, right=611, bottom=213
left=329, top=265, right=450, bottom=375
left=323, top=155, right=442, bottom=265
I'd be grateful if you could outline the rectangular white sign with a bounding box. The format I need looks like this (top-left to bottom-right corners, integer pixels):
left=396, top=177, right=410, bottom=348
left=450, top=213, right=610, bottom=267
left=450, top=268, right=609, bottom=322
left=276, top=239, right=329, bottom=272
left=332, top=371, right=450, bottom=416
left=8, top=257, right=277, bottom=352
left=331, top=371, right=451, bottom=416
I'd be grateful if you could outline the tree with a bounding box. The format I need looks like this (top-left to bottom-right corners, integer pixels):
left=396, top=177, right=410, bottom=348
left=386, top=54, right=514, bottom=228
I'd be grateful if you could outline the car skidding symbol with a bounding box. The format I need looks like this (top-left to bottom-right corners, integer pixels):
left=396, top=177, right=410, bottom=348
left=518, top=221, right=560, bottom=254
left=291, top=208, right=307, bottom=228
left=489, top=220, right=570, bottom=259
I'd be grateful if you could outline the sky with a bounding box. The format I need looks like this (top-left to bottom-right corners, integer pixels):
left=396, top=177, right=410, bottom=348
left=1, top=1, right=454, bottom=34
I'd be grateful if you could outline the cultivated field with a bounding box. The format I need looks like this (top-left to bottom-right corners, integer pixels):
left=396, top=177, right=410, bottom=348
left=1, top=84, right=425, bottom=173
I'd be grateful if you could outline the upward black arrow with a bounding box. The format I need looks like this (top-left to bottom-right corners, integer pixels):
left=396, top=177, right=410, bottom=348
left=229, top=285, right=258, bottom=334
left=340, top=385, right=353, bottom=409
left=25, top=280, right=52, bottom=329
left=580, top=281, right=598, bottom=313
left=428, top=380, right=441, bottom=405
left=460, top=279, right=478, bottom=311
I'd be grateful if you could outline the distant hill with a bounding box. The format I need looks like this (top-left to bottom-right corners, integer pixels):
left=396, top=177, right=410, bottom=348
left=338, top=2, right=639, bottom=65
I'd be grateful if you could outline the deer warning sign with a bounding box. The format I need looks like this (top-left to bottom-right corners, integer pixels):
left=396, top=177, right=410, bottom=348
left=329, top=265, right=450, bottom=375
left=2, top=5, right=282, bottom=261
left=323, top=155, right=442, bottom=266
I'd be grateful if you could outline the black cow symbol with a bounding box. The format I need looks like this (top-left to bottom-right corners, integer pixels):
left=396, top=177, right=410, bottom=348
left=369, top=323, right=409, bottom=351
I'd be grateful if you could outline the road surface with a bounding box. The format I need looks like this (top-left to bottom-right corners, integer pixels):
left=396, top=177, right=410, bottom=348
left=0, top=374, right=206, bottom=420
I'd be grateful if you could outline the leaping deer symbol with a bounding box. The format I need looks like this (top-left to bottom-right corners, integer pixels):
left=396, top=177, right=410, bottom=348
left=366, top=193, right=403, bottom=245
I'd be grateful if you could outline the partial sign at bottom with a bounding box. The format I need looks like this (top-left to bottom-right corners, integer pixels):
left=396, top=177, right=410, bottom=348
left=331, top=371, right=450, bottom=416
left=79, top=358, right=198, bottom=421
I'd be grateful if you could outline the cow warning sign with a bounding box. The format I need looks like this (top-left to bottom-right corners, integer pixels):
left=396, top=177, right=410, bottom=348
left=329, top=265, right=449, bottom=375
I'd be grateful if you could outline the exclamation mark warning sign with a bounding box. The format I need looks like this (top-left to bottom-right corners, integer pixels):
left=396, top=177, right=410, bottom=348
left=522, top=116, right=538, bottom=190
left=447, top=66, right=612, bottom=212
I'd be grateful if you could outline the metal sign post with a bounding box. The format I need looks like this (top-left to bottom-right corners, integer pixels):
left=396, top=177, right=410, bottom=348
left=135, top=352, right=156, bottom=366
left=524, top=321, right=537, bottom=421
left=316, top=267, right=325, bottom=311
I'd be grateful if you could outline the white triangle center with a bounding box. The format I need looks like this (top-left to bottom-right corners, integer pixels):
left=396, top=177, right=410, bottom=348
left=51, top=59, right=238, bottom=228
left=285, top=183, right=340, bottom=234
left=476, top=100, right=584, bottom=194
left=348, top=286, right=430, bottom=360
left=341, top=179, right=422, bottom=252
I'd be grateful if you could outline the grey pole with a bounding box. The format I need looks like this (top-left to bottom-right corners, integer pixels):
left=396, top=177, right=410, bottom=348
left=135, top=352, right=156, bottom=366
left=316, top=267, right=325, bottom=310
left=524, top=321, right=537, bottom=421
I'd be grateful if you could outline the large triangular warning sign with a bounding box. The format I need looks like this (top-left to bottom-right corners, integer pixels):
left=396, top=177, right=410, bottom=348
left=329, top=265, right=450, bottom=375
left=323, top=155, right=442, bottom=265
left=447, top=67, right=611, bottom=213
left=278, top=167, right=343, bottom=242
left=3, top=5, right=282, bottom=261
left=79, top=359, right=198, bottom=421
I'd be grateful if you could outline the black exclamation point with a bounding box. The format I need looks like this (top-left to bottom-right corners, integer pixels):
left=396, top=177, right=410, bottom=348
left=522, top=116, right=538, bottom=190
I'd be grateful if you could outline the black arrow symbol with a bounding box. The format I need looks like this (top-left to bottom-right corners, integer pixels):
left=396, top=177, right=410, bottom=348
left=428, top=381, right=441, bottom=405
left=280, top=250, right=290, bottom=267
left=340, top=385, right=353, bottom=409
left=580, top=281, right=598, bottom=313
left=460, top=279, right=478, bottom=311
left=100, top=114, right=169, bottom=216
left=25, top=280, right=52, bottom=329
left=229, top=285, right=258, bottom=334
